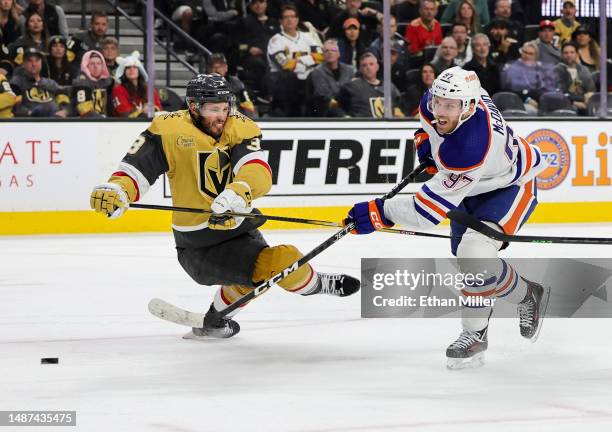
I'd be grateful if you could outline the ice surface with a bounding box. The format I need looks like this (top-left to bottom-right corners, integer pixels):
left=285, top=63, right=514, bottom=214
left=2, top=224, right=612, bottom=432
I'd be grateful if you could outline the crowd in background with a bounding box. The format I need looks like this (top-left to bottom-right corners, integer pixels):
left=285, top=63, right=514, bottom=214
left=1, top=0, right=611, bottom=118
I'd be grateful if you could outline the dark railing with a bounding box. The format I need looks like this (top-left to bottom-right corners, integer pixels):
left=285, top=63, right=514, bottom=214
left=89, top=0, right=214, bottom=86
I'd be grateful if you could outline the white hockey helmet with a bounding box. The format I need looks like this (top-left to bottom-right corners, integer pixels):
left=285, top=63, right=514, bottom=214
left=427, top=66, right=481, bottom=131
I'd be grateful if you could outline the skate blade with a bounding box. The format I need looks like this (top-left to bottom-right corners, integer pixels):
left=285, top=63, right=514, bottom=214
left=530, top=286, right=551, bottom=343
left=182, top=331, right=213, bottom=340
left=446, top=352, right=485, bottom=370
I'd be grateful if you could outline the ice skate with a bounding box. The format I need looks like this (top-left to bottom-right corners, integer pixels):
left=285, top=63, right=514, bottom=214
left=303, top=273, right=360, bottom=297
left=183, top=304, right=240, bottom=339
left=518, top=279, right=550, bottom=342
left=446, top=327, right=488, bottom=370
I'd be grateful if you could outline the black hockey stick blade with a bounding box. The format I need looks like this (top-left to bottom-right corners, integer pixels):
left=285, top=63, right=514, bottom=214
left=446, top=210, right=612, bottom=245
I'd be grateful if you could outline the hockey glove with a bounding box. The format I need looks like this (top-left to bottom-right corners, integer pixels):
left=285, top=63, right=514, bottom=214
left=209, top=182, right=253, bottom=230
left=415, top=129, right=438, bottom=174
left=345, top=198, right=394, bottom=235
left=90, top=182, right=129, bottom=219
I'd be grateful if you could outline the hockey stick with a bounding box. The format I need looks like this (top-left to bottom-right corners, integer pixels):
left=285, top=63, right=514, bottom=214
left=446, top=210, right=612, bottom=245
left=149, top=162, right=429, bottom=327
left=129, top=203, right=451, bottom=240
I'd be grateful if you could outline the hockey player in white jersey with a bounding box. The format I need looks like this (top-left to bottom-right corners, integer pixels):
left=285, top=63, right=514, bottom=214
left=346, top=66, right=550, bottom=369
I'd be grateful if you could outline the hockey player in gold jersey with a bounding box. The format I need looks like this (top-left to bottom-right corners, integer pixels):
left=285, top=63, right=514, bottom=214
left=90, top=74, right=360, bottom=338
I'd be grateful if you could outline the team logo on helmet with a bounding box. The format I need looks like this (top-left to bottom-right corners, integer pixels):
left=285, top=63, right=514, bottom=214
left=526, top=129, right=570, bottom=190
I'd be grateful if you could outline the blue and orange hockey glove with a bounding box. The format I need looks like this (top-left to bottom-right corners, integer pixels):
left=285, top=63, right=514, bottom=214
left=345, top=198, right=394, bottom=234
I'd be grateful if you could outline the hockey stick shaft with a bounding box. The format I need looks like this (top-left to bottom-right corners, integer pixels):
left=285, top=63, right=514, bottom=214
left=446, top=210, right=612, bottom=245
left=211, top=162, right=429, bottom=320
left=130, top=202, right=451, bottom=239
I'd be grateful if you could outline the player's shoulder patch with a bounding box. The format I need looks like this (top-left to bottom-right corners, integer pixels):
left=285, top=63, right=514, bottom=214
left=438, top=109, right=491, bottom=172
left=225, top=113, right=261, bottom=143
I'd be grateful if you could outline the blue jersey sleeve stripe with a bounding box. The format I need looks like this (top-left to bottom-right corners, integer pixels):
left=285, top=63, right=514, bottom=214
left=422, top=184, right=456, bottom=210
left=414, top=199, right=442, bottom=225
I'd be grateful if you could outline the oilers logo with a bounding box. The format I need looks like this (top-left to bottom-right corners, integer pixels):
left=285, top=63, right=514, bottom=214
left=526, top=129, right=570, bottom=190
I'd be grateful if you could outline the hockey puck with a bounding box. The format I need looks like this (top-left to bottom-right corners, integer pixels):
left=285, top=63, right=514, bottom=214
left=41, top=357, right=59, bottom=364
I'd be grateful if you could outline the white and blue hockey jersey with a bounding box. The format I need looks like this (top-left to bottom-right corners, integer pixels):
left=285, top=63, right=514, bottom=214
left=384, top=90, right=548, bottom=231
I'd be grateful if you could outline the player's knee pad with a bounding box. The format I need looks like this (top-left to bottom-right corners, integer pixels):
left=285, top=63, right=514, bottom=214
left=457, top=223, right=503, bottom=299
left=457, top=222, right=503, bottom=259
left=252, top=245, right=314, bottom=292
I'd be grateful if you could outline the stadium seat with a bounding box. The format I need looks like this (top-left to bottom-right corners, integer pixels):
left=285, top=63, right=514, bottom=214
left=524, top=24, right=540, bottom=42
left=492, top=92, right=524, bottom=111
left=423, top=45, right=438, bottom=62
left=586, top=92, right=612, bottom=116
left=158, top=87, right=186, bottom=111
left=502, top=109, right=530, bottom=117
left=538, top=92, right=575, bottom=116
left=405, top=68, right=421, bottom=84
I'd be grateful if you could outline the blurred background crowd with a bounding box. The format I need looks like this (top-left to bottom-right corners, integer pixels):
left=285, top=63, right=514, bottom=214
left=0, top=0, right=610, bottom=119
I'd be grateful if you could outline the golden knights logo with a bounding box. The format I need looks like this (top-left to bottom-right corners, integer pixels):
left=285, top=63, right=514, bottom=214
left=369, top=97, right=385, bottom=118
left=198, top=148, right=232, bottom=199
left=26, top=86, right=53, bottom=103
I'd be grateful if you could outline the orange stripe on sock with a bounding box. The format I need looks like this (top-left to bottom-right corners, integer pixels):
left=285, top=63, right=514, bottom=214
left=495, top=267, right=515, bottom=294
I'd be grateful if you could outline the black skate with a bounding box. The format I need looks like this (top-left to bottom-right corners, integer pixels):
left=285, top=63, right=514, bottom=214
left=183, top=304, right=240, bottom=339
left=517, top=279, right=550, bottom=342
left=446, top=327, right=488, bottom=370
left=303, top=273, right=360, bottom=297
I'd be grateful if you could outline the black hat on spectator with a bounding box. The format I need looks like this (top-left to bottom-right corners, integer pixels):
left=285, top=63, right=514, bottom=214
left=489, top=18, right=510, bottom=29
left=572, top=25, right=593, bottom=38
left=48, top=35, right=68, bottom=49
left=23, top=47, right=45, bottom=60
left=391, top=40, right=403, bottom=53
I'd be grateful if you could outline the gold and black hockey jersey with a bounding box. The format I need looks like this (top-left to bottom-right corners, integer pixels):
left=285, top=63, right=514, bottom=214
left=108, top=109, right=272, bottom=248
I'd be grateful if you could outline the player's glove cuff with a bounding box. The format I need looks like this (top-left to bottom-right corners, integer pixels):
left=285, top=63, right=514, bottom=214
left=346, top=198, right=394, bottom=234
left=225, top=181, right=253, bottom=209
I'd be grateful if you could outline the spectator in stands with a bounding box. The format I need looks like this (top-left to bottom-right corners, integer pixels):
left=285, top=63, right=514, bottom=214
left=100, top=36, right=120, bottom=78
left=0, top=0, right=24, bottom=46
left=170, top=1, right=198, bottom=50
left=328, top=0, right=380, bottom=45
left=294, top=0, right=333, bottom=34
left=265, top=4, right=323, bottom=116
left=392, top=0, right=419, bottom=27
left=112, top=51, right=161, bottom=117
left=24, top=0, right=66, bottom=37
left=308, top=38, right=354, bottom=117
left=240, top=0, right=279, bottom=92
left=0, top=69, right=18, bottom=117
left=8, top=11, right=49, bottom=72
left=454, top=0, right=481, bottom=35
left=387, top=40, right=411, bottom=91
left=69, top=10, right=108, bottom=62
left=487, top=17, right=519, bottom=65
left=485, top=0, right=522, bottom=43
left=368, top=14, right=409, bottom=67
left=72, top=50, right=114, bottom=117
left=202, top=0, right=243, bottom=64
left=336, top=52, right=403, bottom=118
left=431, top=36, right=459, bottom=74
left=47, top=35, right=78, bottom=86
left=555, top=41, right=595, bottom=115
left=554, top=0, right=580, bottom=46
left=441, top=0, right=489, bottom=28
left=404, top=0, right=442, bottom=56
left=501, top=41, right=557, bottom=114
left=0, top=36, right=12, bottom=76
left=402, top=62, right=436, bottom=117
left=338, top=17, right=367, bottom=69
left=532, top=20, right=561, bottom=65
left=207, top=52, right=256, bottom=117
left=463, top=33, right=500, bottom=95
left=572, top=25, right=600, bottom=72
left=451, top=23, right=472, bottom=66
left=10, top=46, right=69, bottom=117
